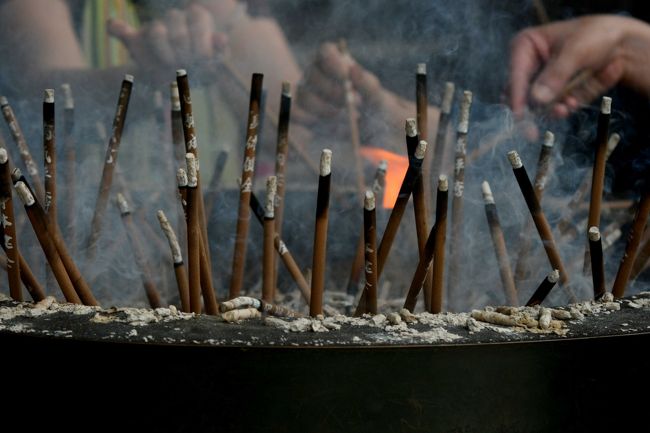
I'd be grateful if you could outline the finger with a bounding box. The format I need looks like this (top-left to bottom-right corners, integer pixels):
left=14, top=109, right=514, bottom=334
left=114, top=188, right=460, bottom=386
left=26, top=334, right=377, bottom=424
left=187, top=3, right=215, bottom=60
left=145, top=21, right=175, bottom=66
left=302, top=64, right=346, bottom=106
left=165, top=8, right=192, bottom=66
left=106, top=18, right=138, bottom=47
left=315, top=42, right=350, bottom=81
left=508, top=29, right=547, bottom=117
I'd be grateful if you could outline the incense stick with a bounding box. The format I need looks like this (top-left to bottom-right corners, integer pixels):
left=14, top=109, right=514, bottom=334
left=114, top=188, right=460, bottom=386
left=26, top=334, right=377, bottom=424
left=354, top=191, right=378, bottom=316
left=230, top=73, right=263, bottom=299
left=0, top=148, right=20, bottom=300
left=170, top=81, right=185, bottom=166
left=482, top=181, right=518, bottom=306
left=60, top=84, right=76, bottom=251
left=588, top=226, right=606, bottom=300
left=43, top=89, right=56, bottom=223
left=87, top=74, right=134, bottom=259
left=430, top=82, right=455, bottom=210
left=431, top=175, right=449, bottom=313
left=263, top=176, right=277, bottom=303
left=157, top=210, right=190, bottom=313
left=525, top=269, right=559, bottom=307
left=310, top=150, right=332, bottom=317
left=185, top=154, right=202, bottom=313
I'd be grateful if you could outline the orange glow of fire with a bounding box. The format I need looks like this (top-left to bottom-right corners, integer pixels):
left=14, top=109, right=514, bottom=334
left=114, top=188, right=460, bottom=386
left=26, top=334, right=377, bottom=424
left=360, top=146, right=408, bottom=209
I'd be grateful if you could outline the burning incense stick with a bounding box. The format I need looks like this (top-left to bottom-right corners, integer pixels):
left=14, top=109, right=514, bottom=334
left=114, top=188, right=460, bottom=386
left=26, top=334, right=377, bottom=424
left=416, top=64, right=433, bottom=216
left=482, top=181, right=518, bottom=306
left=263, top=176, right=277, bottom=303
left=310, top=149, right=332, bottom=317
left=249, top=191, right=311, bottom=303
left=185, top=154, right=202, bottom=313
left=338, top=39, right=365, bottom=196
left=0, top=148, right=20, bottom=300
left=447, top=91, right=473, bottom=309
left=430, top=82, right=455, bottom=209
left=14, top=181, right=80, bottom=304
left=525, top=269, right=559, bottom=307
left=354, top=191, right=378, bottom=316
left=43, top=89, right=56, bottom=221
left=116, top=193, right=162, bottom=308
left=157, top=210, right=190, bottom=313
left=508, top=150, right=572, bottom=296
left=514, top=131, right=555, bottom=284
left=588, top=226, right=606, bottom=300
left=403, top=175, right=448, bottom=312
left=584, top=97, right=612, bottom=273
left=87, top=74, right=134, bottom=259
left=60, top=84, right=76, bottom=250
left=0, top=97, right=46, bottom=202
left=230, top=73, right=263, bottom=299
left=431, top=175, right=449, bottom=313
left=377, top=140, right=427, bottom=276
left=611, top=192, right=650, bottom=298
left=170, top=81, right=185, bottom=166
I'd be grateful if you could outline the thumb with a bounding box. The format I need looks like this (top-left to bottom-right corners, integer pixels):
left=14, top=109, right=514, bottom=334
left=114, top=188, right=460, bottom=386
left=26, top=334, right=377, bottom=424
left=106, top=18, right=138, bottom=47
left=530, top=39, right=587, bottom=104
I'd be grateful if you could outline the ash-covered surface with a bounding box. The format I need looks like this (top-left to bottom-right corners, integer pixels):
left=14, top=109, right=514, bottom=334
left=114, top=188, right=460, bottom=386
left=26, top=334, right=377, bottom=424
left=1, top=292, right=650, bottom=347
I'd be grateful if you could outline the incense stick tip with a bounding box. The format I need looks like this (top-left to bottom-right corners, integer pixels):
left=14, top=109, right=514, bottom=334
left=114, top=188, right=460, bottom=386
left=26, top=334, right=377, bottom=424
left=176, top=69, right=187, bottom=77
left=543, top=131, right=555, bottom=148
left=14, top=181, right=34, bottom=206
left=0, top=96, right=8, bottom=106
left=156, top=210, right=167, bottom=223
left=436, top=175, right=447, bottom=192
left=116, top=193, right=130, bottom=215
left=415, top=140, right=427, bottom=160
left=185, top=153, right=198, bottom=187
left=441, top=82, right=455, bottom=114
left=265, top=176, right=277, bottom=218
left=378, top=159, right=388, bottom=172
left=124, top=74, right=134, bottom=83
left=11, top=168, right=21, bottom=182
left=281, top=81, right=291, bottom=97
left=320, top=149, right=332, bottom=176
left=548, top=269, right=560, bottom=283
left=176, top=168, right=188, bottom=187
left=405, top=118, right=418, bottom=137
left=606, top=133, right=621, bottom=156
left=170, top=82, right=181, bottom=111
left=601, top=96, right=612, bottom=115
left=588, top=226, right=601, bottom=241
left=507, top=150, right=523, bottom=169
left=44, top=89, right=54, bottom=103
left=416, top=63, right=427, bottom=75
left=364, top=190, right=375, bottom=210
left=0, top=148, right=7, bottom=164
left=481, top=180, right=495, bottom=204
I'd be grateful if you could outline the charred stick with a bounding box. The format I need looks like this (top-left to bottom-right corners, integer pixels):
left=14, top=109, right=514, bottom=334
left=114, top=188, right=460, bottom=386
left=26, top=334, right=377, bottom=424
left=483, top=181, right=518, bottom=306
left=508, top=150, right=572, bottom=299
left=116, top=194, right=162, bottom=309
left=310, top=150, right=332, bottom=317
left=185, top=154, right=202, bottom=313
left=230, top=73, right=263, bottom=299
left=354, top=191, right=378, bottom=316
left=526, top=269, right=559, bottom=307
left=514, top=131, right=555, bottom=284
left=0, top=97, right=46, bottom=202
left=263, top=176, right=277, bottom=303
left=376, top=140, right=427, bottom=276
left=43, top=90, right=56, bottom=223
left=249, top=191, right=310, bottom=303
left=403, top=175, right=448, bottom=312
left=611, top=192, right=650, bottom=298
left=584, top=97, right=612, bottom=273
left=430, top=82, right=455, bottom=210
left=14, top=181, right=80, bottom=304
left=447, top=91, right=473, bottom=309
left=60, top=84, right=76, bottom=250
left=588, top=227, right=606, bottom=300
left=157, top=210, right=190, bottom=313
left=431, top=175, right=449, bottom=313
left=0, top=148, right=20, bottom=300
left=87, top=74, right=134, bottom=258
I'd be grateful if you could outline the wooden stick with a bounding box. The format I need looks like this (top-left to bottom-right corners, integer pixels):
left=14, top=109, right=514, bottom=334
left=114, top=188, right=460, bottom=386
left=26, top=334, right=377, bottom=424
left=170, top=81, right=185, bottom=167
left=403, top=175, right=448, bottom=312
left=508, top=150, right=573, bottom=298
left=447, top=91, right=473, bottom=310
left=611, top=192, right=650, bottom=298
left=116, top=193, right=162, bottom=308
left=263, top=176, right=277, bottom=303
left=347, top=161, right=387, bottom=296
left=431, top=175, right=449, bottom=313
left=157, top=210, right=190, bottom=313
left=0, top=249, right=45, bottom=302
left=14, top=181, right=80, bottom=304
left=310, top=149, right=332, bottom=317
left=229, top=73, right=263, bottom=299
left=273, top=82, right=292, bottom=292
left=354, top=191, right=378, bottom=316
left=430, top=82, right=455, bottom=209
left=86, top=74, right=134, bottom=259
left=584, top=97, right=612, bottom=274
left=588, top=226, right=606, bottom=300
left=482, top=181, right=518, bottom=306
left=377, top=140, right=427, bottom=276
left=525, top=269, right=559, bottom=307
left=60, top=84, right=76, bottom=250
left=514, top=131, right=554, bottom=284
left=0, top=97, right=46, bottom=202
left=249, top=191, right=310, bottom=303
left=185, top=154, right=202, bottom=313
left=43, top=90, right=56, bottom=223
left=338, top=39, right=365, bottom=196
left=0, top=148, right=21, bottom=300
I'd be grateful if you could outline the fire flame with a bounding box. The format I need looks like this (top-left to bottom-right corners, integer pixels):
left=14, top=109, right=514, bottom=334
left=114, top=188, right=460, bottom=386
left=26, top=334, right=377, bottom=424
left=360, top=146, right=408, bottom=209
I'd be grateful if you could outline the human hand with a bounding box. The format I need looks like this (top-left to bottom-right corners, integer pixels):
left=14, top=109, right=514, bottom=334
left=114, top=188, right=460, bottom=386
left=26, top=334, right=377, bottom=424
left=509, top=15, right=650, bottom=118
